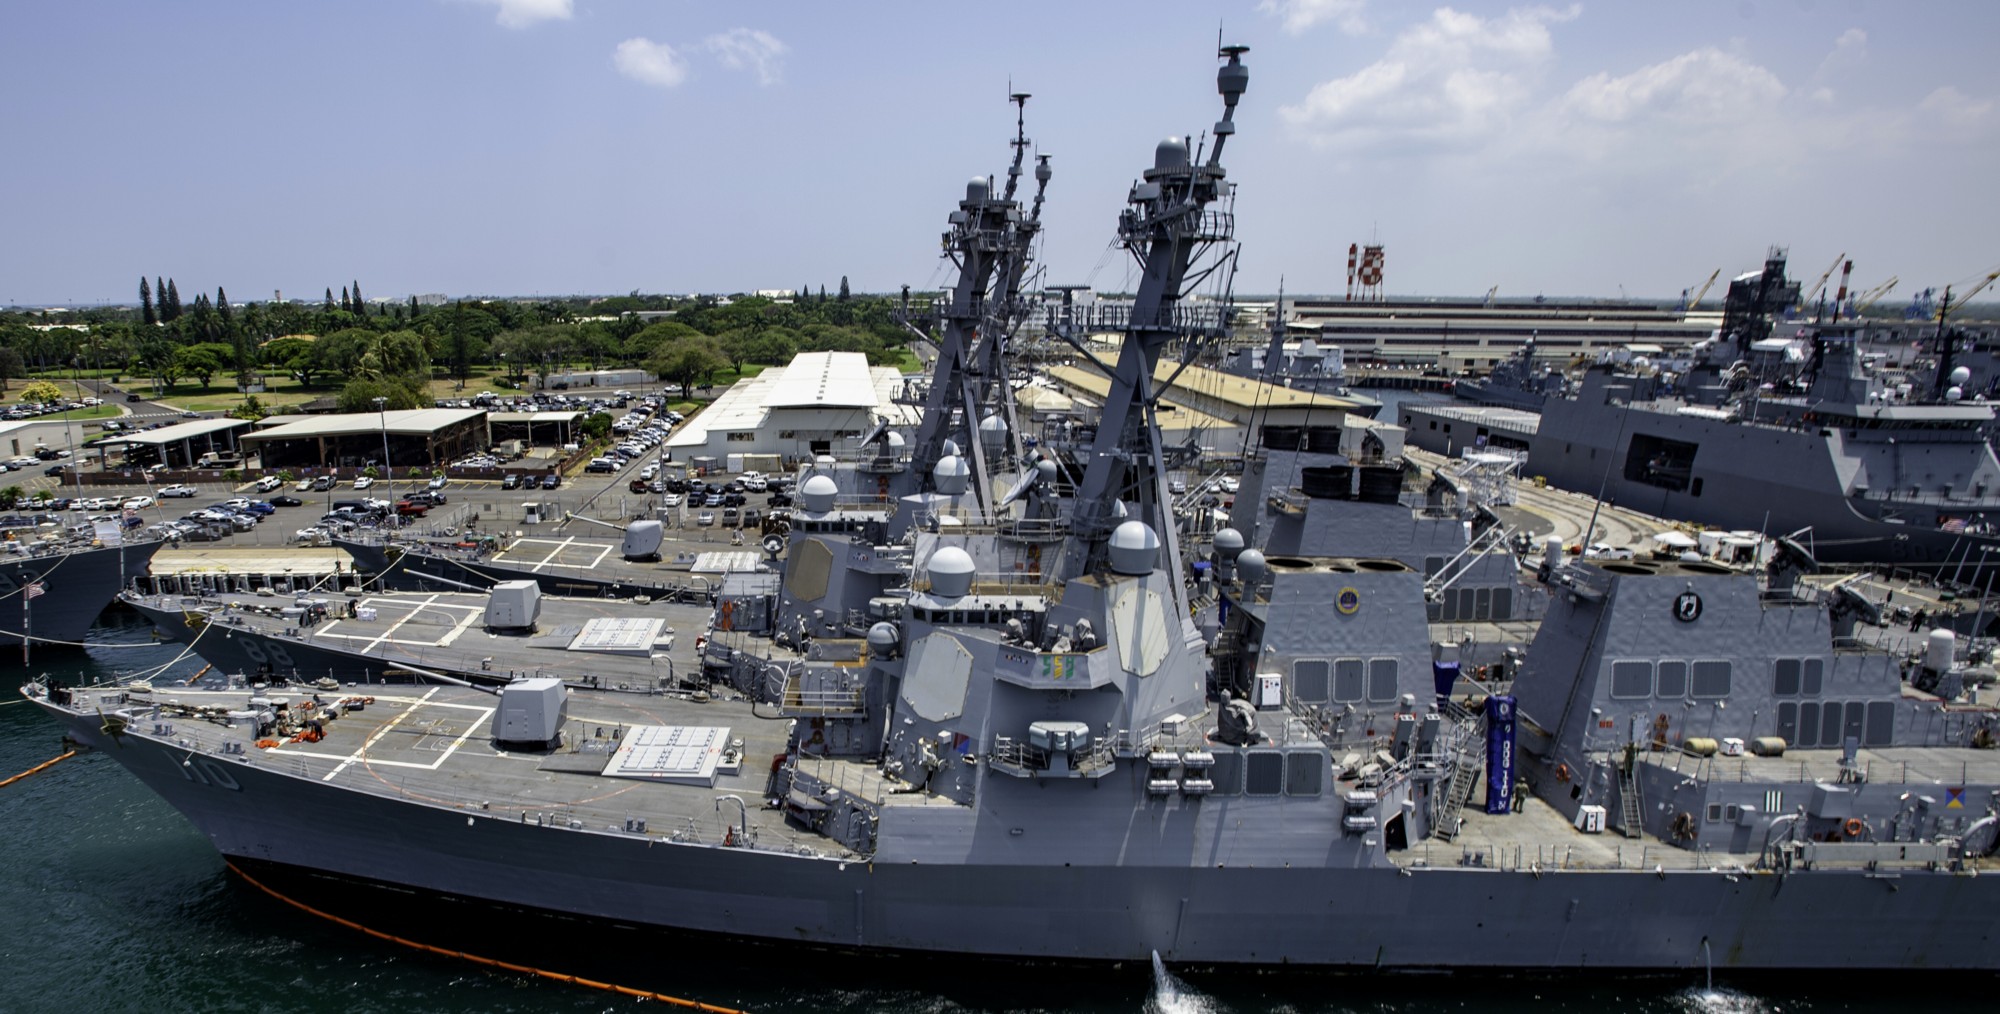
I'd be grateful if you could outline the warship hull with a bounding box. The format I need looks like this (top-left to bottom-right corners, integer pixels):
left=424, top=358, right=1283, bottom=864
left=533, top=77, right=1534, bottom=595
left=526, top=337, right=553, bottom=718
left=36, top=702, right=1999, bottom=970
left=1526, top=395, right=2000, bottom=566
left=0, top=539, right=161, bottom=648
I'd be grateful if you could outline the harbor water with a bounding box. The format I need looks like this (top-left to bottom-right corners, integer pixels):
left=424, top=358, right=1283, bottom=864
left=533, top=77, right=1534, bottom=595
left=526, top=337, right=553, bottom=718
left=0, top=614, right=1982, bottom=1013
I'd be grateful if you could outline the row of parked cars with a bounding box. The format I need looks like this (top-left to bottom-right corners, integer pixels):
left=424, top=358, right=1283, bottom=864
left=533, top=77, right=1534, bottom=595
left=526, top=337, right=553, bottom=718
left=4, top=396, right=100, bottom=421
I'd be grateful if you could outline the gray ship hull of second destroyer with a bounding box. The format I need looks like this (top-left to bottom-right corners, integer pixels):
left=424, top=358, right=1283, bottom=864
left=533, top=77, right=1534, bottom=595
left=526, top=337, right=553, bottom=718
left=32, top=50, right=2000, bottom=977
left=0, top=526, right=162, bottom=648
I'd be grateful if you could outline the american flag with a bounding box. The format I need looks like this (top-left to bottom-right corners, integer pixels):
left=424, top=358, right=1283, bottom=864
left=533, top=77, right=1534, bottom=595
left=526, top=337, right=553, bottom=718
left=1942, top=517, right=1967, bottom=533
left=23, top=581, right=44, bottom=600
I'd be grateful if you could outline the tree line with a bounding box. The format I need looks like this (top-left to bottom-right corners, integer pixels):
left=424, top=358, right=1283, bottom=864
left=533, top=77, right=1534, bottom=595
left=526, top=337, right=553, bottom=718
left=0, top=279, right=912, bottom=406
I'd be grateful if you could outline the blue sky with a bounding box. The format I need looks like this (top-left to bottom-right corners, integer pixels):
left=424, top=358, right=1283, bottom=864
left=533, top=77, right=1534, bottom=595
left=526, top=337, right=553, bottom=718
left=5, top=0, right=1997, bottom=308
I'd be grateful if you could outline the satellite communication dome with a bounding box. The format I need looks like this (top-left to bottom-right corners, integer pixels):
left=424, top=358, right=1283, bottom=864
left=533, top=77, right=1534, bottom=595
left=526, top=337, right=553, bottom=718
left=800, top=473, right=839, bottom=513
left=933, top=454, right=971, bottom=496
left=1107, top=520, right=1161, bottom=576
left=926, top=546, right=976, bottom=600
left=1212, top=527, right=1245, bottom=563
left=1236, top=548, right=1268, bottom=586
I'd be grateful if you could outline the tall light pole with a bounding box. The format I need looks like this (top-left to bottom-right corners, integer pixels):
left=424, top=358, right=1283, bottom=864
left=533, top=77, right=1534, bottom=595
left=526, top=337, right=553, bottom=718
left=372, top=396, right=393, bottom=508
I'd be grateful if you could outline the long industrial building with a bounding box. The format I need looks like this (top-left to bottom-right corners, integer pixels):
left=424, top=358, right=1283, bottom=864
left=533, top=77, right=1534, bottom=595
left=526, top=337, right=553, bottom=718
left=238, top=409, right=490, bottom=471
left=665, top=352, right=920, bottom=463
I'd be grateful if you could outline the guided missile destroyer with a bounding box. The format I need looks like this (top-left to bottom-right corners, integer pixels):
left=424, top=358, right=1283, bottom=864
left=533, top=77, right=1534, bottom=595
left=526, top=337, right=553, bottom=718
left=0, top=519, right=161, bottom=651
left=30, top=49, right=2000, bottom=974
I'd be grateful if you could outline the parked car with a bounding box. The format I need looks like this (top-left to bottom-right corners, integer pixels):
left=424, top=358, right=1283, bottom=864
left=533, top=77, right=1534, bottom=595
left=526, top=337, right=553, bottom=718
left=540, top=474, right=561, bottom=490
left=311, top=476, right=335, bottom=491
left=121, top=496, right=156, bottom=510
left=353, top=476, right=375, bottom=490
left=269, top=494, right=303, bottom=507
left=1582, top=543, right=1636, bottom=561
left=396, top=500, right=430, bottom=517
left=501, top=473, right=521, bottom=490
left=256, top=476, right=283, bottom=492
left=695, top=511, right=715, bottom=526
left=427, top=475, right=449, bottom=490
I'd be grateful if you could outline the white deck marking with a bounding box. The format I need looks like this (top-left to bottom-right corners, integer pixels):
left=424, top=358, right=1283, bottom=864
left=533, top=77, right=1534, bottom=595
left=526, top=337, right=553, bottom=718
left=314, top=599, right=486, bottom=649
left=494, top=536, right=615, bottom=572
left=361, top=594, right=441, bottom=653
left=322, top=686, right=439, bottom=781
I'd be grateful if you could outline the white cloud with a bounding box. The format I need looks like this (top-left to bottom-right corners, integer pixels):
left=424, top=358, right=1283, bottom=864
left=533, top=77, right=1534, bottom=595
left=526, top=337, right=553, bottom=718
left=1259, top=0, right=1369, bottom=36
left=463, top=0, right=572, bottom=30
left=704, top=28, right=788, bottom=86
left=1560, top=48, right=1785, bottom=126
left=1919, top=86, right=1995, bottom=129
left=1280, top=5, right=1579, bottom=149
left=614, top=38, right=690, bottom=89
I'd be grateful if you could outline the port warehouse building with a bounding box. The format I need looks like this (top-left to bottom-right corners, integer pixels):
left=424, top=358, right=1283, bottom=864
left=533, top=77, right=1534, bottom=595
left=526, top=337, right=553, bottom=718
left=1397, top=402, right=1540, bottom=457
left=1280, top=298, right=1722, bottom=370
left=92, top=418, right=258, bottom=469
left=665, top=351, right=919, bottom=464
left=237, top=409, right=490, bottom=471
left=1042, top=360, right=1387, bottom=454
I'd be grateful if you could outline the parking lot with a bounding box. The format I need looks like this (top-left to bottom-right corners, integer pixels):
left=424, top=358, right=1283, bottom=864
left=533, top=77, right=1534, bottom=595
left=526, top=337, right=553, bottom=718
left=4, top=461, right=797, bottom=552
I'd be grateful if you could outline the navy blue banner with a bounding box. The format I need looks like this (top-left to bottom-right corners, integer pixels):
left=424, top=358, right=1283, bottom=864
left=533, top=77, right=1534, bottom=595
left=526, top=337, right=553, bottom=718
left=1484, top=694, right=1517, bottom=816
left=1431, top=660, right=1460, bottom=703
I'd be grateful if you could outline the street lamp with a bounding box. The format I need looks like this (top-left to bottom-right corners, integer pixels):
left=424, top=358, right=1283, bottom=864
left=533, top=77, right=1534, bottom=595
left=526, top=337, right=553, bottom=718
left=372, top=396, right=393, bottom=509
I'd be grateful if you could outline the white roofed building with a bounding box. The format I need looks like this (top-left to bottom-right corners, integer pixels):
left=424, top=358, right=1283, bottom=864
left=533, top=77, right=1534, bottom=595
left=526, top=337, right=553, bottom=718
left=667, top=351, right=919, bottom=463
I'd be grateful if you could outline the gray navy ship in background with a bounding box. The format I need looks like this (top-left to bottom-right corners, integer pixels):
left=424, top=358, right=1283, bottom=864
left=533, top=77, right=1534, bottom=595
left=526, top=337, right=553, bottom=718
left=1527, top=249, right=2000, bottom=566
left=28, top=48, right=2000, bottom=976
left=0, top=519, right=160, bottom=652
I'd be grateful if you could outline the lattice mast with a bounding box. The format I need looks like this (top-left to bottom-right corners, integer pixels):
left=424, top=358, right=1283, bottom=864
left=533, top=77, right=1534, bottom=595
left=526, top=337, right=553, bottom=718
left=1056, top=45, right=1249, bottom=595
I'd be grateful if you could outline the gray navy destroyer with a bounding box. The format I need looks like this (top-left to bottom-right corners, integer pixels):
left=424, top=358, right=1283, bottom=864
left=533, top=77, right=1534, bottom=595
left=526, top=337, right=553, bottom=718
left=0, top=518, right=161, bottom=652
left=29, top=50, right=2000, bottom=975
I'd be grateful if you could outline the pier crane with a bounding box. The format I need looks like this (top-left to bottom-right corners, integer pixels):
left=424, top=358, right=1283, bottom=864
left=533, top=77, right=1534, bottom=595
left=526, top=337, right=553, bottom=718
left=1680, top=268, right=1720, bottom=310
left=1796, top=252, right=1847, bottom=314
left=1848, top=276, right=1897, bottom=317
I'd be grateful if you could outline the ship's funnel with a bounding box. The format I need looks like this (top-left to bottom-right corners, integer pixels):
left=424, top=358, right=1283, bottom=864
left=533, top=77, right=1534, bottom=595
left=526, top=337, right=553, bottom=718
left=926, top=546, right=976, bottom=600
left=621, top=519, right=663, bottom=560
left=800, top=473, right=839, bottom=513
left=1107, top=520, right=1161, bottom=576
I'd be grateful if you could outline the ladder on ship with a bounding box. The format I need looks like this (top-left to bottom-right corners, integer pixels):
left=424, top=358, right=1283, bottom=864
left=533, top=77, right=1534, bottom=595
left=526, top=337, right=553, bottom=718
left=1429, top=705, right=1486, bottom=842
left=1615, top=751, right=1645, bottom=839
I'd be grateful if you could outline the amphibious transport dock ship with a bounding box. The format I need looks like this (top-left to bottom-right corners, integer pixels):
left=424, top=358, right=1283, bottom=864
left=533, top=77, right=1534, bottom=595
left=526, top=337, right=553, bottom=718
left=29, top=50, right=2000, bottom=975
